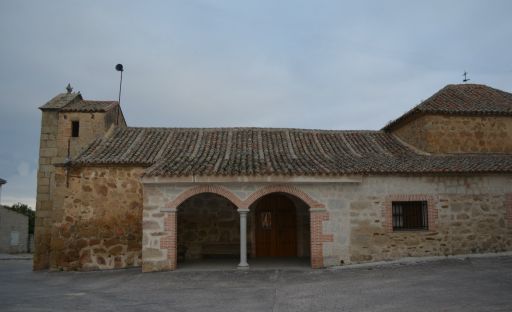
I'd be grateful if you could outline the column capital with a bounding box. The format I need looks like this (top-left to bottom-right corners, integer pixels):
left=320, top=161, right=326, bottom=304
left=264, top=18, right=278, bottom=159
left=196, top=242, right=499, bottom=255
left=237, top=208, right=250, bottom=213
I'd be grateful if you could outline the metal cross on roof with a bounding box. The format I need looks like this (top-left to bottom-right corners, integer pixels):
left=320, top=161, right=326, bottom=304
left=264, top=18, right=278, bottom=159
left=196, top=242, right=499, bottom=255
left=463, top=71, right=470, bottom=83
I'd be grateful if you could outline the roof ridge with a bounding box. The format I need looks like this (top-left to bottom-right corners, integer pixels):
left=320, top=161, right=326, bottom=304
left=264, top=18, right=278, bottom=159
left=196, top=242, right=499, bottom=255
left=124, top=126, right=383, bottom=133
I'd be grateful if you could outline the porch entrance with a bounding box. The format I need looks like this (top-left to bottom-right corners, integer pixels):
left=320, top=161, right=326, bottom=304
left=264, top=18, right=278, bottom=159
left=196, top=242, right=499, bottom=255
left=172, top=190, right=311, bottom=270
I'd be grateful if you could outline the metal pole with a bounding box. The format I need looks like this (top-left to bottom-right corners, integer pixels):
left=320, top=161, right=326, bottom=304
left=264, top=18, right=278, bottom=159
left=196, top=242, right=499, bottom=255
left=115, top=64, right=124, bottom=125
left=118, top=70, right=123, bottom=104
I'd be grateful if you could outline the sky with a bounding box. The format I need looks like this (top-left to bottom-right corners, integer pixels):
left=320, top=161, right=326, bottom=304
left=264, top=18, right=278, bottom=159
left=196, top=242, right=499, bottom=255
left=0, top=1, right=512, bottom=209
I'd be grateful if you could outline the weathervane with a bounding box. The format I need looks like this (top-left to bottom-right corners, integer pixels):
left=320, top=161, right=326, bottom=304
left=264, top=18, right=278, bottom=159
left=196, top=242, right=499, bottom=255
left=463, top=71, right=470, bottom=83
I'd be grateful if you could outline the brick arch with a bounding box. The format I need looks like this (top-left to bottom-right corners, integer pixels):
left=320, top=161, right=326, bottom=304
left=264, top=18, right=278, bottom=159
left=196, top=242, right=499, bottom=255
left=168, top=185, right=243, bottom=209
left=242, top=184, right=325, bottom=209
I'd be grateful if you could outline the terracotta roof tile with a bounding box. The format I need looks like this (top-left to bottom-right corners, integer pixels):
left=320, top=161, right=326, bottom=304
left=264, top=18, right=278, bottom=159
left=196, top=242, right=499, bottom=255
left=72, top=127, right=512, bottom=176
left=384, top=84, right=512, bottom=130
left=39, top=92, right=118, bottom=112
left=39, top=93, right=82, bottom=110
left=60, top=100, right=118, bottom=112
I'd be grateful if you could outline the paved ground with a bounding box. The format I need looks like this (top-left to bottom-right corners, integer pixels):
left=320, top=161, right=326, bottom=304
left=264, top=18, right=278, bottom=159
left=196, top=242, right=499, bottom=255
left=0, top=253, right=32, bottom=260
left=1, top=256, right=512, bottom=312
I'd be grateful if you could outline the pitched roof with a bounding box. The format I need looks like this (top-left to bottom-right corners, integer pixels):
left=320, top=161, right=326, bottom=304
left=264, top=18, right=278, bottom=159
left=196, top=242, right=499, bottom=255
left=39, top=93, right=82, bottom=110
left=72, top=127, right=512, bottom=176
left=0, top=178, right=6, bottom=185
left=383, top=84, right=512, bottom=131
left=60, top=100, right=118, bottom=112
left=39, top=93, right=118, bottom=113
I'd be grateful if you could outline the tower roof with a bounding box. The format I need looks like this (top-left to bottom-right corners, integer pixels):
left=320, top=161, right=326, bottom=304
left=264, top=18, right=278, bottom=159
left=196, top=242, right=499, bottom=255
left=383, top=84, right=512, bottom=131
left=39, top=92, right=119, bottom=113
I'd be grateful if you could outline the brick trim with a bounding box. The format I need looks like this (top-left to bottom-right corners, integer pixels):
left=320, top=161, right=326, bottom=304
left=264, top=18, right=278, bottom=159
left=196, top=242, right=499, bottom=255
left=310, top=210, right=333, bottom=268
left=382, top=194, right=438, bottom=232
left=243, top=184, right=325, bottom=209
left=506, top=193, right=512, bottom=226
left=160, top=211, right=177, bottom=270
left=168, top=185, right=243, bottom=209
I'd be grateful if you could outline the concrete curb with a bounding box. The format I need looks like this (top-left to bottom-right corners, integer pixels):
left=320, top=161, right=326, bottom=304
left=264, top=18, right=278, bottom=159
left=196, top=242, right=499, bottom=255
left=0, top=253, right=33, bottom=260
left=329, top=251, right=512, bottom=271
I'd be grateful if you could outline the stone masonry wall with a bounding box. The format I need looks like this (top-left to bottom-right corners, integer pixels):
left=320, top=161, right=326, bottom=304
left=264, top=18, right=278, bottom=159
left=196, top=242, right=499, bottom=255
left=34, top=110, right=59, bottom=269
left=143, top=175, right=512, bottom=271
left=57, top=111, right=113, bottom=159
left=0, top=207, right=29, bottom=253
left=393, top=115, right=512, bottom=154
left=318, top=175, right=512, bottom=265
left=49, top=166, right=143, bottom=271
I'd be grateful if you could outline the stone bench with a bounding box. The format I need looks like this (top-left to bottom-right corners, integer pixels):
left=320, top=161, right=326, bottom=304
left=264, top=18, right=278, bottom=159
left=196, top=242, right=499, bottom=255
left=201, top=243, right=239, bottom=258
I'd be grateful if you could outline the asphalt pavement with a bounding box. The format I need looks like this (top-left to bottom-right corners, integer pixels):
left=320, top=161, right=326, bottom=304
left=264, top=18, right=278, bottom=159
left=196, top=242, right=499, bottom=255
left=1, top=255, right=512, bottom=311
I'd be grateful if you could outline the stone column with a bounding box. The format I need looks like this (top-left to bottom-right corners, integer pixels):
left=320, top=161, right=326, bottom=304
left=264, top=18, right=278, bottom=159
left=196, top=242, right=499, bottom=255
left=238, top=209, right=249, bottom=269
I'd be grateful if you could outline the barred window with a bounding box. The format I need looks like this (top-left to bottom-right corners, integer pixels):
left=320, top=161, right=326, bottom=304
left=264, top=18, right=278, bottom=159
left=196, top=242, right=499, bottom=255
left=392, top=201, right=428, bottom=231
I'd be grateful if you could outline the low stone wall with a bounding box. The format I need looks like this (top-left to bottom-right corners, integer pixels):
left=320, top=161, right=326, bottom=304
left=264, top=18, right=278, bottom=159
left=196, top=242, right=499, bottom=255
left=49, top=166, right=144, bottom=271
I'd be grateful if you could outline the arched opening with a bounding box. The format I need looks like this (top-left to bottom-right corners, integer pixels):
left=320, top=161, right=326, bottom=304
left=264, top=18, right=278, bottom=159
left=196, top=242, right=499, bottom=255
left=248, top=193, right=311, bottom=266
left=176, top=193, right=240, bottom=268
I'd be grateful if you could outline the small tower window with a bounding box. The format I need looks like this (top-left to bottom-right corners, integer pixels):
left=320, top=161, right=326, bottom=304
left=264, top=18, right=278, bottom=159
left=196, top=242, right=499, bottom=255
left=71, top=121, right=80, bottom=137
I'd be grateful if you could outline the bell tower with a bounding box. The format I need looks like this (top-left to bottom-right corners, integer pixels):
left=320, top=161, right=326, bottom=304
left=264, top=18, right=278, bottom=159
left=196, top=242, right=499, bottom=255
left=33, top=85, right=126, bottom=270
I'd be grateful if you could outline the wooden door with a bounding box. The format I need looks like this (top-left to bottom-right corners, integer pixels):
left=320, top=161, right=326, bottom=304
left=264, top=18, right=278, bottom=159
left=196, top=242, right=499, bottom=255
left=255, top=194, right=297, bottom=257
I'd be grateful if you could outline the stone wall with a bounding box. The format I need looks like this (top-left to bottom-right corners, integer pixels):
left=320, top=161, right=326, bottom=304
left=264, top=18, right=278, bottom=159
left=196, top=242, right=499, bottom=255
left=49, top=166, right=143, bottom=271
left=142, top=174, right=512, bottom=271
left=311, top=175, right=512, bottom=265
left=57, top=110, right=123, bottom=159
left=0, top=206, right=29, bottom=253
left=392, top=115, right=512, bottom=154
left=34, top=110, right=59, bottom=269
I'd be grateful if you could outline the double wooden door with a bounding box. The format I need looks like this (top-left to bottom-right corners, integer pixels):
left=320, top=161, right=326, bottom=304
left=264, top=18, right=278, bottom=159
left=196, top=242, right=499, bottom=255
left=255, top=194, right=297, bottom=257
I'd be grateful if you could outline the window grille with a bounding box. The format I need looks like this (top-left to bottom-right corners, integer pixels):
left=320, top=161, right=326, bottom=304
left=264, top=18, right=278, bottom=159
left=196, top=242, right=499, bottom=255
left=392, top=201, right=428, bottom=231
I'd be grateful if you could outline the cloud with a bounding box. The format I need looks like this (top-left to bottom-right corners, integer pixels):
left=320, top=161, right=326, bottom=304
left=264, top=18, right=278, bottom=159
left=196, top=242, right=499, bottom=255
left=1, top=0, right=512, bottom=207
left=17, top=162, right=30, bottom=177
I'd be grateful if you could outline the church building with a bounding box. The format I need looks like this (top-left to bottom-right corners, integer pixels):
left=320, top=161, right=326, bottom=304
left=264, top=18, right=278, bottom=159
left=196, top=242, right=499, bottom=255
left=33, top=83, right=512, bottom=272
